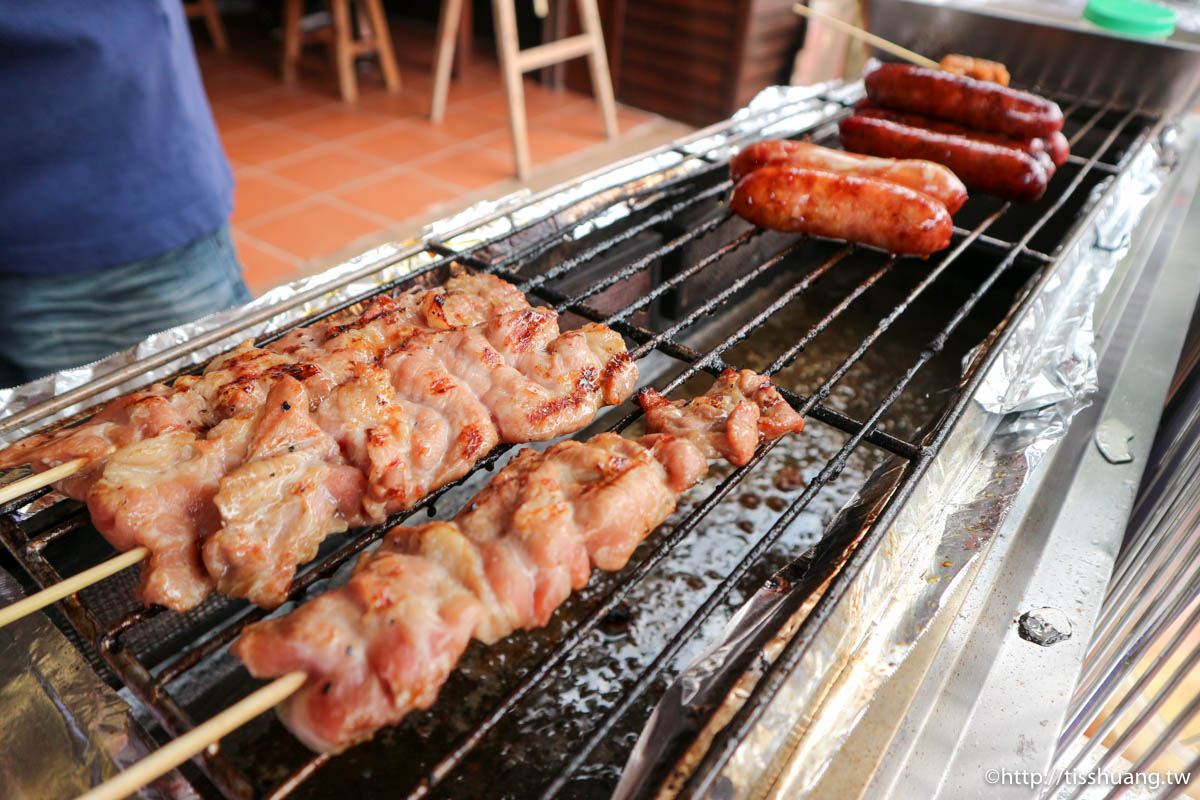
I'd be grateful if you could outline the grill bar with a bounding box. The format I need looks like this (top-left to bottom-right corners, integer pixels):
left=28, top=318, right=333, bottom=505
left=0, top=83, right=1159, bottom=800
left=672, top=100, right=1150, bottom=799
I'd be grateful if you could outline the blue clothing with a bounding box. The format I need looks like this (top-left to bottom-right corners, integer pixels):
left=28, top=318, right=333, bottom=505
left=0, top=225, right=252, bottom=388
left=0, top=3, right=234, bottom=275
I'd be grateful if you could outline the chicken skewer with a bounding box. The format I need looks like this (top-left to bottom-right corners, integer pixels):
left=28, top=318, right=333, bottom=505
left=75, top=369, right=805, bottom=797
left=0, top=274, right=637, bottom=621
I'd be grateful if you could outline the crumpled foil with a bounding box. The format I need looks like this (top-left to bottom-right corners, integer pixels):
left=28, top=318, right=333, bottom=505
left=616, top=87, right=1173, bottom=799
left=0, top=567, right=197, bottom=800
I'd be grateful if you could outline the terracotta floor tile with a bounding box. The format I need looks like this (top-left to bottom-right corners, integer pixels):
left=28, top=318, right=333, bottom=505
left=436, top=75, right=506, bottom=105
left=349, top=124, right=458, bottom=164
left=271, top=148, right=388, bottom=193
left=283, top=106, right=396, bottom=141
left=204, top=70, right=279, bottom=103
left=541, top=106, right=654, bottom=141
left=226, top=87, right=338, bottom=120
left=407, top=105, right=509, bottom=141
left=231, top=172, right=310, bottom=224
left=233, top=232, right=303, bottom=293
left=480, top=128, right=593, bottom=165
left=355, top=88, right=432, bottom=119
left=210, top=105, right=260, bottom=136
left=222, top=124, right=319, bottom=166
left=336, top=171, right=459, bottom=221
left=466, top=85, right=592, bottom=119
left=244, top=200, right=381, bottom=261
left=415, top=145, right=515, bottom=190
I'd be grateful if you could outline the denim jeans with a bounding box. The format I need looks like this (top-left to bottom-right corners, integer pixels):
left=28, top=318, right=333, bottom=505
left=0, top=224, right=253, bottom=388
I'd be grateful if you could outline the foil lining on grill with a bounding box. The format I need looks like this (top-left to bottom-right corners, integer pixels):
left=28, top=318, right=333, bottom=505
left=615, top=91, right=1173, bottom=799
left=0, top=568, right=198, bottom=800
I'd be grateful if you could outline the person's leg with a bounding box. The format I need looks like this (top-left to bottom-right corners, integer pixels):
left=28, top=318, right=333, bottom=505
left=0, top=224, right=253, bottom=388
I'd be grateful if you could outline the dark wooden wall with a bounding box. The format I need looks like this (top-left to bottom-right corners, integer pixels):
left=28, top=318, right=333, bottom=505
left=564, top=0, right=806, bottom=126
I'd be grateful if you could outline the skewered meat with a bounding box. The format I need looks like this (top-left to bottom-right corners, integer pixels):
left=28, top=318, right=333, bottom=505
left=939, top=54, right=1010, bottom=86
left=204, top=377, right=367, bottom=609
left=638, top=369, right=806, bottom=466
left=865, top=63, right=1063, bottom=139
left=0, top=274, right=637, bottom=613
left=0, top=387, right=206, bottom=501
left=233, top=370, right=800, bottom=754
left=0, top=274, right=529, bottom=489
left=730, top=165, right=954, bottom=256
left=729, top=140, right=967, bottom=214
left=839, top=115, right=1051, bottom=203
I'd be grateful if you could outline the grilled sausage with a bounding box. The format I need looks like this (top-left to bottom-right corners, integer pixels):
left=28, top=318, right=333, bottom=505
left=939, top=54, right=1010, bottom=86
left=839, top=114, right=1050, bottom=203
left=853, top=101, right=1069, bottom=168
left=865, top=63, right=1064, bottom=139
left=730, top=140, right=967, bottom=213
left=729, top=166, right=953, bottom=257
left=1045, top=131, right=1070, bottom=168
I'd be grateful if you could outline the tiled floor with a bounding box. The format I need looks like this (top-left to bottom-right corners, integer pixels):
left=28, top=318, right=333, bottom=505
left=194, top=17, right=688, bottom=295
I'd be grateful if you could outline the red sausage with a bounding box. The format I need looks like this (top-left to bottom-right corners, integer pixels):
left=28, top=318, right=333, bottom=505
left=730, top=140, right=967, bottom=214
left=729, top=166, right=953, bottom=257
left=854, top=101, right=1069, bottom=167
left=865, top=63, right=1064, bottom=139
left=839, top=115, right=1050, bottom=203
left=1045, top=131, right=1070, bottom=168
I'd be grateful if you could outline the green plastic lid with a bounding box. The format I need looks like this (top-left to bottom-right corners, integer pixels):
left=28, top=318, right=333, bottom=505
left=1083, top=0, right=1176, bottom=38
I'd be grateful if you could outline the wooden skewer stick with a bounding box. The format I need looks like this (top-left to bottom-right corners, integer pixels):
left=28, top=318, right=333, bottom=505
left=78, top=671, right=307, bottom=800
left=0, top=457, right=90, bottom=506
left=0, top=546, right=149, bottom=629
left=790, top=3, right=940, bottom=70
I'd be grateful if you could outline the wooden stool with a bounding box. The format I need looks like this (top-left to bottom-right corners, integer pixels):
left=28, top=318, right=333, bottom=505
left=281, top=0, right=402, bottom=103
left=431, top=0, right=619, bottom=179
left=184, top=0, right=228, bottom=53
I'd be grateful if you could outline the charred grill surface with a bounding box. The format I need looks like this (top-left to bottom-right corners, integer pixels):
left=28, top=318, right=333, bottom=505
left=0, top=89, right=1160, bottom=799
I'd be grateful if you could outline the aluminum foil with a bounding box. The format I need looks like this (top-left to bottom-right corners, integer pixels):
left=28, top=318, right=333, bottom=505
left=616, top=90, right=1174, bottom=799
left=0, top=567, right=197, bottom=800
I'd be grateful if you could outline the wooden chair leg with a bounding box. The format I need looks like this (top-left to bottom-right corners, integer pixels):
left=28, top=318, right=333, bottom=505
left=202, top=0, right=229, bottom=53
left=361, top=0, right=402, bottom=92
left=576, top=0, right=619, bottom=139
left=431, top=0, right=465, bottom=121
left=281, top=0, right=303, bottom=85
left=328, top=0, right=358, bottom=103
left=492, top=0, right=532, bottom=179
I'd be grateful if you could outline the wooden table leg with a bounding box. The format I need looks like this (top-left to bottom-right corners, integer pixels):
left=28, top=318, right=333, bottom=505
left=431, top=0, right=465, bottom=121
left=492, top=0, right=532, bottom=179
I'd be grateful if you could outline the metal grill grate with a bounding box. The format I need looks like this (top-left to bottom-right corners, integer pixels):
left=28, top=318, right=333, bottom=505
left=0, top=85, right=1166, bottom=799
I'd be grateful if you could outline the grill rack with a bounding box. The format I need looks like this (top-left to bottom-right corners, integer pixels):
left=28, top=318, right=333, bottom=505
left=0, top=86, right=1165, bottom=799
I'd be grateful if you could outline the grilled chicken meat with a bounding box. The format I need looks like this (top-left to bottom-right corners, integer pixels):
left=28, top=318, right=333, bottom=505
left=638, top=369, right=806, bottom=465
left=233, top=370, right=801, bottom=754
left=0, top=274, right=637, bottom=613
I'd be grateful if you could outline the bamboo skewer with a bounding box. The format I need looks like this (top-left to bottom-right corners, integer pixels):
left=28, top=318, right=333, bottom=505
left=0, top=457, right=90, bottom=506
left=78, top=670, right=307, bottom=800
left=790, top=3, right=940, bottom=69
left=0, top=546, right=149, bottom=629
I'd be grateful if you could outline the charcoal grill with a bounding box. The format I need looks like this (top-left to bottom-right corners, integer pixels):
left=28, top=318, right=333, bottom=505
left=1, top=42, right=1198, bottom=800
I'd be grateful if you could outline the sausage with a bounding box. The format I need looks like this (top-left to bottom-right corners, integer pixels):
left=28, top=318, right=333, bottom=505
left=729, top=166, right=953, bottom=257
left=1044, top=131, right=1070, bottom=168
left=865, top=63, right=1064, bottom=139
left=854, top=101, right=1069, bottom=168
left=839, top=114, right=1050, bottom=203
left=730, top=140, right=967, bottom=214
left=939, top=54, right=1010, bottom=86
